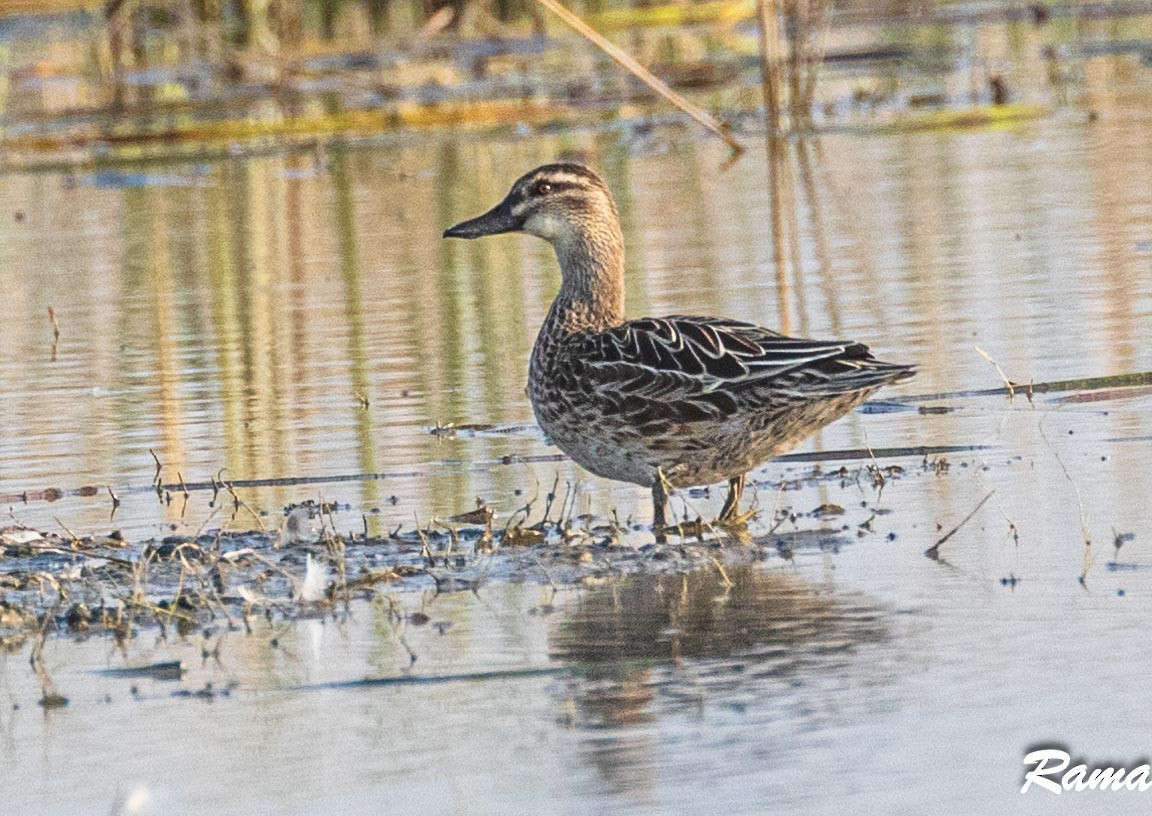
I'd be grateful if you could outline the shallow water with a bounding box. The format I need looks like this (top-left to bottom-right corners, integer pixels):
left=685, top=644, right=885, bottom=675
left=3, top=13, right=1152, bottom=814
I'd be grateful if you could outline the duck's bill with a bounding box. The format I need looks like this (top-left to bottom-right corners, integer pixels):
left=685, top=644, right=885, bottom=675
left=443, top=200, right=520, bottom=239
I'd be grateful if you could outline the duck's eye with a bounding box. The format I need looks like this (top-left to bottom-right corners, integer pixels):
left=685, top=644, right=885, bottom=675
left=531, top=180, right=553, bottom=196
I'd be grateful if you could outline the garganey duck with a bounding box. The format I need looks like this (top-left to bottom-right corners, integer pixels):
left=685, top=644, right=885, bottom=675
left=445, top=163, right=914, bottom=539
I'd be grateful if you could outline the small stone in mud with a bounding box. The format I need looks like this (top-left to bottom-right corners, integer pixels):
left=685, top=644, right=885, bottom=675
left=173, top=682, right=233, bottom=700
left=65, top=603, right=92, bottom=632
left=812, top=504, right=845, bottom=518
left=103, top=661, right=186, bottom=681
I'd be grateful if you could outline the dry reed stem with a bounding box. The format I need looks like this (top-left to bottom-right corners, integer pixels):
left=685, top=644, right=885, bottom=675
left=224, top=482, right=267, bottom=532
left=926, top=490, right=996, bottom=559
left=53, top=516, right=80, bottom=546
left=756, top=0, right=784, bottom=134
left=1036, top=421, right=1092, bottom=548
left=975, top=346, right=1017, bottom=401
left=534, top=0, right=744, bottom=155
left=47, top=306, right=60, bottom=360
left=541, top=473, right=561, bottom=525
left=148, top=448, right=163, bottom=486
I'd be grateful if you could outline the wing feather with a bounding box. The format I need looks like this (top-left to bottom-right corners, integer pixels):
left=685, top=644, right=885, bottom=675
left=577, top=316, right=912, bottom=426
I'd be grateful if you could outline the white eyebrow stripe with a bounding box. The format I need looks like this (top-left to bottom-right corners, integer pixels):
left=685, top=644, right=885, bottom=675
left=538, top=172, right=595, bottom=188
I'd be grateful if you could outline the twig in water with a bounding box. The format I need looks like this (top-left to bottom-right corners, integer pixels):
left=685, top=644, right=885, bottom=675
left=557, top=479, right=575, bottom=529
left=977, top=473, right=1020, bottom=546
left=541, top=473, right=561, bottom=525
left=414, top=518, right=435, bottom=568
left=533, top=0, right=744, bottom=155
left=501, top=477, right=541, bottom=539
left=47, top=307, right=61, bottom=361
left=1037, top=421, right=1093, bottom=587
left=54, top=516, right=80, bottom=546
left=926, top=491, right=995, bottom=560
left=148, top=448, right=163, bottom=488
left=863, top=436, right=886, bottom=498
left=975, top=346, right=1017, bottom=401
left=224, top=482, right=266, bottom=532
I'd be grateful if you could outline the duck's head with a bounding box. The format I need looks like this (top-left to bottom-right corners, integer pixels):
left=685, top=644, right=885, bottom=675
left=443, top=163, right=619, bottom=247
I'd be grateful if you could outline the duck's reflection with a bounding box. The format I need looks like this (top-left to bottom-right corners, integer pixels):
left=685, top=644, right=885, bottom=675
left=549, top=565, right=887, bottom=800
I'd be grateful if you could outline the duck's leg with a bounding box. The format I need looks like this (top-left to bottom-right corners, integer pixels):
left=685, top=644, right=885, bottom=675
left=652, top=476, right=668, bottom=543
left=718, top=474, right=746, bottom=522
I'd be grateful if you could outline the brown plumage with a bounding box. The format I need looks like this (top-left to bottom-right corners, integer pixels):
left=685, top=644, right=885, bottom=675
left=445, top=163, right=914, bottom=539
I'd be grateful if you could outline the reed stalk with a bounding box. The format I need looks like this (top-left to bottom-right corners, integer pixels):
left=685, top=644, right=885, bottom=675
left=534, top=0, right=744, bottom=155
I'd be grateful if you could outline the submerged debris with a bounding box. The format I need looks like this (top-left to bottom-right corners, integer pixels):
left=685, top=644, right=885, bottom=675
left=0, top=482, right=875, bottom=645
left=101, top=661, right=187, bottom=681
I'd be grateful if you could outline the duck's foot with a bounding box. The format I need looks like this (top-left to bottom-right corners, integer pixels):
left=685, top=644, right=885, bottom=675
left=656, top=517, right=709, bottom=541
left=652, top=477, right=669, bottom=544
left=714, top=508, right=758, bottom=535
left=717, top=474, right=746, bottom=523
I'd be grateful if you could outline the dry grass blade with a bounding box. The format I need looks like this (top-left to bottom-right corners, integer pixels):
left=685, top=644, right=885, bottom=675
left=533, top=0, right=744, bottom=155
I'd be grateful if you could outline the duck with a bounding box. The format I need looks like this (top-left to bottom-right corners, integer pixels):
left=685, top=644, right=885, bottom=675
left=444, top=163, right=914, bottom=539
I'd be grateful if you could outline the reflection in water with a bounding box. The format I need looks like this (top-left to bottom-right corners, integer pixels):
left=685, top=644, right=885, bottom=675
left=551, top=565, right=886, bottom=800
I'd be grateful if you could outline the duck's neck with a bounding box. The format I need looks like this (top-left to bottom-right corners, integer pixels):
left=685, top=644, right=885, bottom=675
left=544, top=224, right=626, bottom=336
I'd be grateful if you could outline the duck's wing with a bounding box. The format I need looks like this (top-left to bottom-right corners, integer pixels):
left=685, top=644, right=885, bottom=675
left=576, top=316, right=914, bottom=426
